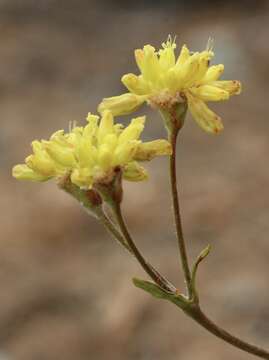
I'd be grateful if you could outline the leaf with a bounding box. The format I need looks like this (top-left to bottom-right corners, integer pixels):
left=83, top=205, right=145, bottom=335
left=133, top=278, right=191, bottom=310
left=191, top=244, right=211, bottom=297
left=133, top=278, right=170, bottom=299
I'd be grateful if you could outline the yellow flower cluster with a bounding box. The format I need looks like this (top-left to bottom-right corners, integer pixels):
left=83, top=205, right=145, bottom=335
left=12, top=111, right=171, bottom=188
left=98, top=37, right=241, bottom=134
left=13, top=37, right=242, bottom=190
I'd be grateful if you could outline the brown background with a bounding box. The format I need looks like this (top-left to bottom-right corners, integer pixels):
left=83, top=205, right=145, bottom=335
left=1, top=1, right=269, bottom=359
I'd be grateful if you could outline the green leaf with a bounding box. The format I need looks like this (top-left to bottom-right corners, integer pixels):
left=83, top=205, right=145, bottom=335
left=133, top=278, right=191, bottom=310
left=133, top=278, right=169, bottom=299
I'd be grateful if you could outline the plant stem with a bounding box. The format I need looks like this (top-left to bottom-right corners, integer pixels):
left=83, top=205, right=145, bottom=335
left=97, top=210, right=132, bottom=253
left=112, top=202, right=175, bottom=292
left=169, top=129, right=192, bottom=298
left=61, top=171, right=269, bottom=358
left=168, top=129, right=269, bottom=358
left=186, top=305, right=269, bottom=359
left=166, top=123, right=269, bottom=359
left=96, top=206, right=176, bottom=293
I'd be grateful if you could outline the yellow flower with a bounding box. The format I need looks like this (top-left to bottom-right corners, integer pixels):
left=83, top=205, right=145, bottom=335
left=12, top=110, right=172, bottom=188
left=98, top=37, right=241, bottom=134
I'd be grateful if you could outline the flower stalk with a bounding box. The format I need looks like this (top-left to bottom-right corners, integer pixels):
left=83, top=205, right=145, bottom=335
left=168, top=117, right=193, bottom=299
left=159, top=103, right=193, bottom=298
left=97, top=171, right=176, bottom=293
left=112, top=200, right=175, bottom=292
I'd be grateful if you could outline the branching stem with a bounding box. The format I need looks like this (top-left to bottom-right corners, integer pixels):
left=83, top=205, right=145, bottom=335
left=112, top=202, right=175, bottom=292
left=165, top=108, right=269, bottom=359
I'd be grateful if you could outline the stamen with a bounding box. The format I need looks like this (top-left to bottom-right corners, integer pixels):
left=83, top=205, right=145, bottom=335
left=206, top=37, right=214, bottom=52
left=68, top=120, right=77, bottom=132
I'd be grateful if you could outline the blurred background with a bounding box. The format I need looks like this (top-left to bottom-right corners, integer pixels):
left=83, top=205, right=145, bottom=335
left=1, top=0, right=269, bottom=359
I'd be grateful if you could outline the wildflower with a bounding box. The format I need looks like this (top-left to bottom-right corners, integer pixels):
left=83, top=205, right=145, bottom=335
left=12, top=110, right=172, bottom=189
left=98, top=37, right=241, bottom=134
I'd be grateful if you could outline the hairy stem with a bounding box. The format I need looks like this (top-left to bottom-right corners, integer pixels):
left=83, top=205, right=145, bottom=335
left=169, top=129, right=192, bottom=298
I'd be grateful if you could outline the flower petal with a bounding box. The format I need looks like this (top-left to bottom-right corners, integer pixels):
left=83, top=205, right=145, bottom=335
left=113, top=141, right=139, bottom=165
left=200, top=64, right=224, bottom=83
left=186, top=92, right=224, bottom=134
left=121, top=73, right=150, bottom=95
left=176, top=52, right=200, bottom=86
left=175, top=44, right=190, bottom=67
left=12, top=164, right=49, bottom=181
left=187, top=50, right=214, bottom=86
left=134, top=140, right=172, bottom=161
left=97, top=110, right=114, bottom=144
left=158, top=37, right=176, bottom=70
left=135, top=45, right=160, bottom=83
left=71, top=168, right=93, bottom=189
left=45, top=142, right=76, bottom=167
left=26, top=153, right=57, bottom=177
left=190, top=85, right=230, bottom=102
left=118, top=116, right=145, bottom=144
left=211, top=80, right=241, bottom=95
left=98, top=144, right=113, bottom=170
left=98, top=93, right=147, bottom=116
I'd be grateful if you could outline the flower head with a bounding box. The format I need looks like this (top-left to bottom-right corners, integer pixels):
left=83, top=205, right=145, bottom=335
left=12, top=111, right=172, bottom=189
left=98, top=37, right=241, bottom=134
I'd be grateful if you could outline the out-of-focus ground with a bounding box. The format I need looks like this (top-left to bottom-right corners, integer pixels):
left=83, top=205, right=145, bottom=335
left=1, top=1, right=269, bottom=359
